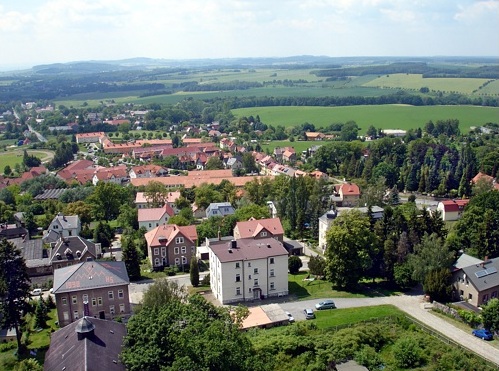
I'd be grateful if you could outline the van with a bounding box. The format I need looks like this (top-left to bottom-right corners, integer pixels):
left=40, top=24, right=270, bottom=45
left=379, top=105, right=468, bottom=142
left=315, top=299, right=336, bottom=310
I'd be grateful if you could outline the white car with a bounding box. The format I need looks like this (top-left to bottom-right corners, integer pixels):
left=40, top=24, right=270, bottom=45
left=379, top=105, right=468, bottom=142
left=285, top=311, right=295, bottom=323
left=30, top=289, right=42, bottom=296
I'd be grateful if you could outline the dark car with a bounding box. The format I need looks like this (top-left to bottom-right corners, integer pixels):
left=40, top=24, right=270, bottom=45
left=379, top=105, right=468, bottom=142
left=315, top=299, right=336, bottom=310
left=472, top=328, right=494, bottom=340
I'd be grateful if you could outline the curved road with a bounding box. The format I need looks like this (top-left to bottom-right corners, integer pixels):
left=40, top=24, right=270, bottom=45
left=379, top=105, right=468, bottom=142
left=281, top=295, right=499, bottom=366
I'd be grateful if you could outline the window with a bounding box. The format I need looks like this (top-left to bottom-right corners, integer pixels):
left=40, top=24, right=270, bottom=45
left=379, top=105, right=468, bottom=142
left=468, top=293, right=473, bottom=300
left=149, top=223, right=152, bottom=228
left=62, top=297, right=67, bottom=306
left=154, top=248, right=159, bottom=255
left=270, top=257, right=274, bottom=264
left=73, top=311, right=79, bottom=320
left=270, top=269, right=275, bottom=277
left=181, top=246, right=186, bottom=254
left=235, top=262, right=240, bottom=269
left=492, top=291, right=498, bottom=298
left=63, top=312, right=69, bottom=321
left=249, top=288, right=252, bottom=293
left=119, top=304, right=125, bottom=313
left=98, top=297, right=103, bottom=306
left=108, top=291, right=114, bottom=300
left=174, top=247, right=179, bottom=255
left=72, top=296, right=77, bottom=304
left=253, top=268, right=259, bottom=274
left=270, top=282, right=275, bottom=290
left=260, top=232, right=267, bottom=237
left=236, top=274, right=241, bottom=282
left=182, top=256, right=187, bottom=264
left=191, top=246, right=195, bottom=253
left=92, top=298, right=97, bottom=306
left=248, top=262, right=251, bottom=267
left=154, top=258, right=160, bottom=266
left=176, top=237, right=184, bottom=244
left=236, top=287, right=241, bottom=295
left=161, top=247, right=166, bottom=257
left=483, top=294, right=489, bottom=303
left=175, top=258, right=180, bottom=265
left=248, top=275, right=252, bottom=280
left=109, top=305, right=115, bottom=315
left=254, top=279, right=259, bottom=286
left=118, top=290, right=124, bottom=299
left=82, top=294, right=88, bottom=303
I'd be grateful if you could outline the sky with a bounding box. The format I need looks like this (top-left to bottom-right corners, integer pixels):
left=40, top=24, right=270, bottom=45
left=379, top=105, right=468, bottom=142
left=0, top=0, right=498, bottom=70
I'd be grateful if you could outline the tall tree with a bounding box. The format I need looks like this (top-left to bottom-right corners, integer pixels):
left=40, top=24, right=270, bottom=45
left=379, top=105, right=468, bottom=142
left=190, top=257, right=200, bottom=287
left=121, top=235, right=141, bottom=281
left=0, top=239, right=31, bottom=351
left=325, top=210, right=377, bottom=289
left=143, top=181, right=169, bottom=208
left=88, top=182, right=132, bottom=220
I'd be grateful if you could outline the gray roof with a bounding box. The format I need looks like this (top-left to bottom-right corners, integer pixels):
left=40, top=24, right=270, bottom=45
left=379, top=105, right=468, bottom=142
left=52, top=213, right=80, bottom=229
left=50, top=236, right=98, bottom=264
left=453, top=253, right=483, bottom=270
left=44, top=317, right=126, bottom=371
left=53, top=260, right=130, bottom=294
left=209, top=237, right=288, bottom=263
left=9, top=238, right=50, bottom=267
left=461, top=257, right=499, bottom=292
left=34, top=188, right=67, bottom=200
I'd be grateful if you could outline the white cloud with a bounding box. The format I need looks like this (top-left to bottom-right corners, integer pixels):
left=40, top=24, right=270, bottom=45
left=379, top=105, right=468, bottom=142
left=454, top=0, right=499, bottom=22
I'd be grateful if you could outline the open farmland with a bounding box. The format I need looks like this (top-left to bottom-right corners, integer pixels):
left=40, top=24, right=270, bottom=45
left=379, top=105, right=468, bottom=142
left=363, top=73, right=496, bottom=94
left=232, top=105, right=499, bottom=132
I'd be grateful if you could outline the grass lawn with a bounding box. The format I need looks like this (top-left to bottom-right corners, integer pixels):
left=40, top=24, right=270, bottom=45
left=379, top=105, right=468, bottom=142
left=0, top=149, right=54, bottom=172
left=313, top=304, right=403, bottom=329
left=288, top=272, right=402, bottom=300
left=232, top=105, right=499, bottom=133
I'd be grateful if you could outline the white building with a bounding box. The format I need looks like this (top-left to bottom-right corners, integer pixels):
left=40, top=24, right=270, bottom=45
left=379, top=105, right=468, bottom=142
left=43, top=213, right=81, bottom=244
left=209, top=237, right=289, bottom=305
left=206, top=202, right=236, bottom=218
left=138, top=204, right=175, bottom=231
left=318, top=206, right=384, bottom=251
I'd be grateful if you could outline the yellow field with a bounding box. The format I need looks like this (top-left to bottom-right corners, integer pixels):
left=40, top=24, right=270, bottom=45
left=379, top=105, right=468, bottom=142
left=363, top=73, right=492, bottom=94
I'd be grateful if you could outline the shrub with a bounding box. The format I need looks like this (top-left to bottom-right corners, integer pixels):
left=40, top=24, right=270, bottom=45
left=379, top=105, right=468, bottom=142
left=288, top=256, right=303, bottom=274
left=0, top=341, right=17, bottom=352
left=200, top=273, right=210, bottom=286
left=354, top=345, right=383, bottom=370
left=392, top=336, right=426, bottom=368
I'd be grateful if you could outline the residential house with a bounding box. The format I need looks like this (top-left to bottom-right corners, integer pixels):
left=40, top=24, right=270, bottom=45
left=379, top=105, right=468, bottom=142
left=44, top=317, right=127, bottom=371
left=471, top=172, right=499, bottom=190
left=331, top=183, right=361, bottom=207
left=309, top=170, right=329, bottom=181
left=452, top=255, right=499, bottom=307
left=56, top=159, right=96, bottom=184
left=233, top=218, right=284, bottom=243
left=75, top=132, right=106, bottom=144
left=208, top=237, right=289, bottom=305
left=206, top=202, right=236, bottom=218
left=53, top=260, right=130, bottom=327
left=92, top=165, right=129, bottom=185
left=305, top=132, right=325, bottom=141
left=0, top=223, right=28, bottom=240
left=436, top=199, right=469, bottom=221
left=224, top=156, right=243, bottom=171
left=43, top=213, right=81, bottom=244
left=318, top=206, right=384, bottom=251
left=282, top=149, right=296, bottom=163
left=49, top=236, right=101, bottom=271
left=135, top=191, right=181, bottom=213
left=129, top=164, right=168, bottom=178
left=144, top=224, right=198, bottom=269
left=138, top=204, right=175, bottom=231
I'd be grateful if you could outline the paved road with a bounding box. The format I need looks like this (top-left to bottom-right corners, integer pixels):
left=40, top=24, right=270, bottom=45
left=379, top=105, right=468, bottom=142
left=282, top=295, right=499, bottom=366
left=27, top=124, right=48, bottom=143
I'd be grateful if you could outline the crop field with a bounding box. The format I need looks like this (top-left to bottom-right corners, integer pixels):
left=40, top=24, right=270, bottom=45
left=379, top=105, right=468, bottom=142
left=479, top=79, right=499, bottom=95
left=232, top=105, right=499, bottom=132
left=363, top=73, right=494, bottom=94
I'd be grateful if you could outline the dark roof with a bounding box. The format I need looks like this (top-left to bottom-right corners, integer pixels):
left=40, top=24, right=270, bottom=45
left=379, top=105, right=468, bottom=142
left=462, top=257, right=499, bottom=292
left=9, top=238, right=49, bottom=268
left=0, top=224, right=28, bottom=239
left=44, top=317, right=126, bottom=371
left=53, top=260, right=130, bottom=294
left=50, top=236, right=98, bottom=264
left=34, top=188, right=67, bottom=200
left=209, top=237, right=288, bottom=263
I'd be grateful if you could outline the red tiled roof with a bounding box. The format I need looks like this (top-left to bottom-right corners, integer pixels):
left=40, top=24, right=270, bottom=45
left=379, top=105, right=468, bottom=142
left=439, top=199, right=470, bottom=212
left=339, top=183, right=360, bottom=196
left=138, top=204, right=174, bottom=222
left=234, top=218, right=284, bottom=239
left=145, top=224, right=197, bottom=247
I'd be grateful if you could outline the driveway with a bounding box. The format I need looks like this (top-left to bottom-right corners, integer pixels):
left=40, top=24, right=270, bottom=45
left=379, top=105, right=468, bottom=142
left=282, top=294, right=499, bottom=366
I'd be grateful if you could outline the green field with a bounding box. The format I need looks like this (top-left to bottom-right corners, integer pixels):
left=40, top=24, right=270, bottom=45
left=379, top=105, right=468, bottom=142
left=0, top=149, right=53, bottom=171
left=232, top=104, right=499, bottom=132
left=363, top=73, right=492, bottom=94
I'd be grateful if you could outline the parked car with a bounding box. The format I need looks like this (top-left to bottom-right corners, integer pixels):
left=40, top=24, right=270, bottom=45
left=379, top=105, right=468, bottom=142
left=472, top=328, right=494, bottom=340
left=285, top=311, right=295, bottom=323
left=304, top=308, right=315, bottom=319
left=315, top=299, right=336, bottom=310
left=30, top=288, right=42, bottom=296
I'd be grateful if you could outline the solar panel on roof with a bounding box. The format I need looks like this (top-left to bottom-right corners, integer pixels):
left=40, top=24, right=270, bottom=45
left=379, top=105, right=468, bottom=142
left=486, top=267, right=497, bottom=275
left=475, top=270, right=487, bottom=278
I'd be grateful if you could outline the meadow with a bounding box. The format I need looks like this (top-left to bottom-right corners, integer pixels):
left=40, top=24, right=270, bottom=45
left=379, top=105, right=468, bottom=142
left=232, top=104, right=499, bottom=132
left=0, top=149, right=53, bottom=170
left=363, top=73, right=492, bottom=94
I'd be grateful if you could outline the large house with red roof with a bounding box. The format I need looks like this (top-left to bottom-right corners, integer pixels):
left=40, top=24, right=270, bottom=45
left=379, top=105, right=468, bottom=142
left=92, top=166, right=129, bottom=185
left=57, top=160, right=98, bottom=185
left=129, top=164, right=168, bottom=179
left=233, top=218, right=284, bottom=243
left=138, top=204, right=175, bottom=231
left=144, top=224, right=198, bottom=269
left=330, top=183, right=361, bottom=207
left=208, top=237, right=289, bottom=304
left=436, top=199, right=470, bottom=221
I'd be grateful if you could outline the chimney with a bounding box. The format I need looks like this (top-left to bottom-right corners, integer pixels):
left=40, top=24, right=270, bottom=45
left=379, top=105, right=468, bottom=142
left=218, top=226, right=221, bottom=241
